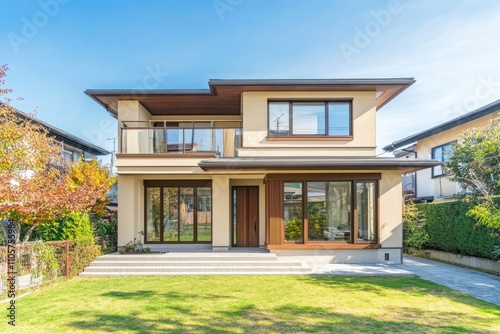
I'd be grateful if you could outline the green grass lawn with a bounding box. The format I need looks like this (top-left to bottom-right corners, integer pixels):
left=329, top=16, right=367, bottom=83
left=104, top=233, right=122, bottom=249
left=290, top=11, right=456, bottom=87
left=2, top=276, right=499, bottom=334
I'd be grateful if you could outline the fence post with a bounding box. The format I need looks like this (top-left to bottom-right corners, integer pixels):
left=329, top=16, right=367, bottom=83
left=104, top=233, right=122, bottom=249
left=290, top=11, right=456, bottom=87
left=65, top=240, right=69, bottom=277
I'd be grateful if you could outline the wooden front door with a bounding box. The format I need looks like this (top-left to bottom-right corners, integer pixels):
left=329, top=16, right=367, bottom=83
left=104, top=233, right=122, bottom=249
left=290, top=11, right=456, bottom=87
left=233, top=186, right=259, bottom=247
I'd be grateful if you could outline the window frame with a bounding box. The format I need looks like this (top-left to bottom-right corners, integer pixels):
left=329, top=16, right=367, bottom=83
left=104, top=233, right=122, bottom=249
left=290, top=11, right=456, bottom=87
left=143, top=180, right=212, bottom=244
left=276, top=174, right=380, bottom=246
left=267, top=100, right=353, bottom=139
left=431, top=141, right=454, bottom=178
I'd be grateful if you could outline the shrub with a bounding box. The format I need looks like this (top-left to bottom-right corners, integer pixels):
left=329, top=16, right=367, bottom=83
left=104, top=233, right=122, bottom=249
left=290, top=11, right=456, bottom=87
left=68, top=242, right=102, bottom=277
left=402, top=199, right=428, bottom=249
left=92, top=218, right=117, bottom=237
left=33, top=242, right=59, bottom=281
left=39, top=212, right=94, bottom=241
left=416, top=200, right=499, bottom=259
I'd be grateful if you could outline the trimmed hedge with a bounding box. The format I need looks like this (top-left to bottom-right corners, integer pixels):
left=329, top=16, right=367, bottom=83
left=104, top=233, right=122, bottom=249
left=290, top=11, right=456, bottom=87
left=416, top=200, right=499, bottom=260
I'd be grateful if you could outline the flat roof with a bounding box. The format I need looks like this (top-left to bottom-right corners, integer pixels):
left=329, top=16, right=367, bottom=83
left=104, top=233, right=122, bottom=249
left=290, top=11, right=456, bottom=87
left=86, top=78, right=415, bottom=118
left=198, top=156, right=439, bottom=174
left=383, top=99, right=500, bottom=152
left=14, top=109, right=110, bottom=156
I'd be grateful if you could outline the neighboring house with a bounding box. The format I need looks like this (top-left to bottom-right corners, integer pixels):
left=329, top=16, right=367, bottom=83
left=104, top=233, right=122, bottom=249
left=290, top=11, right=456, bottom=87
left=86, top=78, right=437, bottom=264
left=14, top=109, right=110, bottom=161
left=383, top=99, right=500, bottom=202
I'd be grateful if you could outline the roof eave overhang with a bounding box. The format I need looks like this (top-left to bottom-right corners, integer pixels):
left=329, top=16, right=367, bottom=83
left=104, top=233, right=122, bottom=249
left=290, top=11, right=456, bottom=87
left=198, top=158, right=440, bottom=174
left=86, top=78, right=415, bottom=118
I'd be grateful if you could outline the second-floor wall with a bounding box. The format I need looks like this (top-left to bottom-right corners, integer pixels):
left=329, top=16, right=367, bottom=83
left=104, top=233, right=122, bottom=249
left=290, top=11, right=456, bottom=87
left=117, top=90, right=377, bottom=158
left=239, top=91, right=376, bottom=157
left=87, top=78, right=415, bottom=173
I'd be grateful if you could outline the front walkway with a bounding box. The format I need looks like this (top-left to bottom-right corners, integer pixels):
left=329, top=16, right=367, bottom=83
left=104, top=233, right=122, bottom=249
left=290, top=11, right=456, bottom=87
left=304, top=255, right=500, bottom=306
left=401, top=255, right=500, bottom=306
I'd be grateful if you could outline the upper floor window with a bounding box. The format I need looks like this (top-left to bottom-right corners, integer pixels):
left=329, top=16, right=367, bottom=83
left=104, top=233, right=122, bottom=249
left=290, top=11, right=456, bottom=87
left=268, top=101, right=352, bottom=137
left=62, top=150, right=74, bottom=162
left=432, top=142, right=453, bottom=177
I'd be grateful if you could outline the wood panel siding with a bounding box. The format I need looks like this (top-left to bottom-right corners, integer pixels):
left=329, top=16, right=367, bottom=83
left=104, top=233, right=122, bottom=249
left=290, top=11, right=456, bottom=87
left=266, top=180, right=283, bottom=246
left=235, top=187, right=248, bottom=246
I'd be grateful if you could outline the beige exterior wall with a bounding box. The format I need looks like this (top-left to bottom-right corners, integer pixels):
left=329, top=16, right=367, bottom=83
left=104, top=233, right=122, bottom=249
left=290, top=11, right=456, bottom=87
left=379, top=170, right=403, bottom=248
left=414, top=113, right=498, bottom=199
left=116, top=91, right=377, bottom=160
left=239, top=91, right=377, bottom=157
left=117, top=174, right=143, bottom=246
left=113, top=93, right=403, bottom=263
left=117, top=172, right=267, bottom=250
left=116, top=157, right=208, bottom=173
left=117, top=101, right=152, bottom=153
left=117, top=169, right=402, bottom=263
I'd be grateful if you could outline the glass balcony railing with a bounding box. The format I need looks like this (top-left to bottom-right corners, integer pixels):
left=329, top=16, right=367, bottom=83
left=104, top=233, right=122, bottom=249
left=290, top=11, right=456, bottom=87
left=121, top=127, right=242, bottom=157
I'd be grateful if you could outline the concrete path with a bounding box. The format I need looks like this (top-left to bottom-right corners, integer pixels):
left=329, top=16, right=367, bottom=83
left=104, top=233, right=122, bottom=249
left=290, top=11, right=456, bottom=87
left=401, top=255, right=500, bottom=306
left=306, top=255, right=500, bottom=306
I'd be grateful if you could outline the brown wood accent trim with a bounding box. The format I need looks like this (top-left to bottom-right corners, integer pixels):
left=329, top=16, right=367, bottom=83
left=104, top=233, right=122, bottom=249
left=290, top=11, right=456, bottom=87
left=236, top=187, right=247, bottom=246
left=265, top=173, right=381, bottom=181
left=266, top=180, right=284, bottom=246
left=266, top=136, right=353, bottom=141
left=144, top=180, right=212, bottom=187
left=117, top=153, right=217, bottom=159
left=266, top=243, right=380, bottom=250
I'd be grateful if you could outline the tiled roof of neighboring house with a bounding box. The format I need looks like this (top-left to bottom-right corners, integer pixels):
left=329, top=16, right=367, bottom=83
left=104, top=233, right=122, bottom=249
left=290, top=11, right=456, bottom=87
left=14, top=109, right=110, bottom=156
left=383, top=99, right=500, bottom=152
left=198, top=156, right=439, bottom=174
left=86, top=78, right=415, bottom=118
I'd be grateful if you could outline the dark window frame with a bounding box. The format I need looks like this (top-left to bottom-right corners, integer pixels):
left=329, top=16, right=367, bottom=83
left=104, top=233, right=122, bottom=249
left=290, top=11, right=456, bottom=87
left=431, top=141, right=454, bottom=178
left=281, top=176, right=379, bottom=245
left=267, top=100, right=353, bottom=138
left=143, top=180, right=212, bottom=244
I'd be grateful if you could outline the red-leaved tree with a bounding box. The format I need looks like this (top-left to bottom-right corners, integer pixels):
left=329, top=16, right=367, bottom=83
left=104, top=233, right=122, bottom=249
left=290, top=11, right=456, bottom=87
left=0, top=64, right=114, bottom=244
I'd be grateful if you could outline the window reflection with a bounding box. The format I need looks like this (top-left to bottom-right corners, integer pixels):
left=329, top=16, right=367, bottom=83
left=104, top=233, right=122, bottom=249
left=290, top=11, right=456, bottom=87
left=283, top=182, right=303, bottom=242
left=308, top=182, right=351, bottom=242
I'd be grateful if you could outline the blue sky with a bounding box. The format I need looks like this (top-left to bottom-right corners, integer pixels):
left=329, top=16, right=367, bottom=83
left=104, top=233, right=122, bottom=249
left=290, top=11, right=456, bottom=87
left=1, top=0, right=500, bottom=158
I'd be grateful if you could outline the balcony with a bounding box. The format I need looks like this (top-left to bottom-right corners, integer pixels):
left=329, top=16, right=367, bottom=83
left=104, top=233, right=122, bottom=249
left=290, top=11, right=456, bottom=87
left=120, top=121, right=242, bottom=157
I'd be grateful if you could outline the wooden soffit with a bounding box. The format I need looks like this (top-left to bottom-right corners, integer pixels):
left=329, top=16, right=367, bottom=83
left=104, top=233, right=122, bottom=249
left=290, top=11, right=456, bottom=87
left=85, top=78, right=415, bottom=118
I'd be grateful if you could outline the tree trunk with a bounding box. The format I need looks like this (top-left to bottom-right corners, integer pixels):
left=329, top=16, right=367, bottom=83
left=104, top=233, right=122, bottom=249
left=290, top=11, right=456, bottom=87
left=22, top=223, right=39, bottom=245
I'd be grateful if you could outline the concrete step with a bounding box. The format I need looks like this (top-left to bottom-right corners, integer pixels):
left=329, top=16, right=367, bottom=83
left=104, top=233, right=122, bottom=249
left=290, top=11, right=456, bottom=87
left=95, top=253, right=278, bottom=262
left=80, top=251, right=312, bottom=276
left=89, top=260, right=303, bottom=267
left=83, top=265, right=310, bottom=273
left=79, top=271, right=311, bottom=276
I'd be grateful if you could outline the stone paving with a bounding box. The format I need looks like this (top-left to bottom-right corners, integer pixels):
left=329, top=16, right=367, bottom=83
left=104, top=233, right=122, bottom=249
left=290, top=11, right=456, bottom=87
left=304, top=255, right=500, bottom=306
left=401, top=255, right=500, bottom=306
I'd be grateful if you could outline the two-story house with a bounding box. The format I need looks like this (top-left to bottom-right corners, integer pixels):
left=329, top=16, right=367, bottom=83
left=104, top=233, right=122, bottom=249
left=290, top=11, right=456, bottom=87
left=86, top=79, right=438, bottom=264
left=383, top=99, right=500, bottom=202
